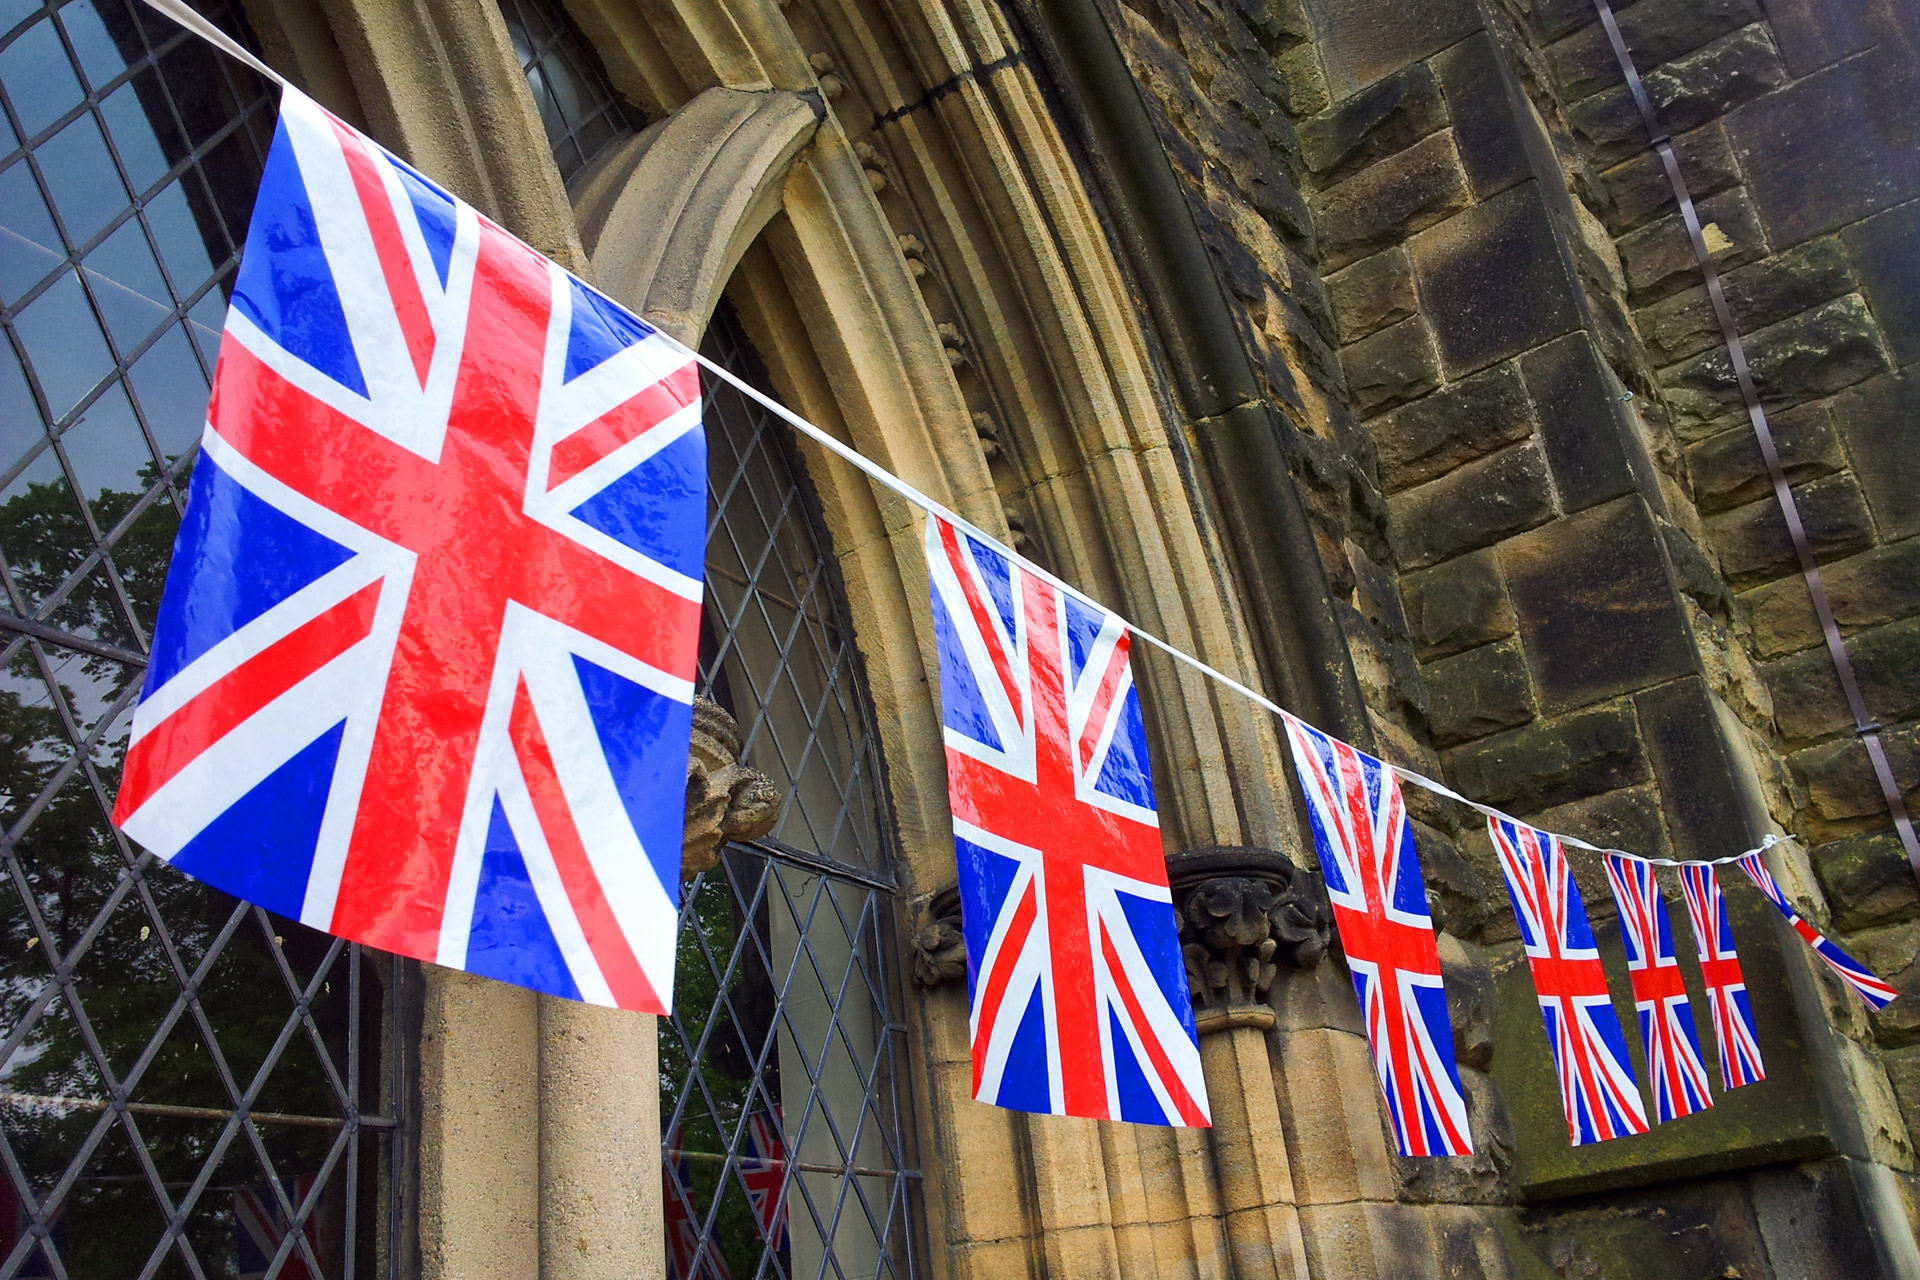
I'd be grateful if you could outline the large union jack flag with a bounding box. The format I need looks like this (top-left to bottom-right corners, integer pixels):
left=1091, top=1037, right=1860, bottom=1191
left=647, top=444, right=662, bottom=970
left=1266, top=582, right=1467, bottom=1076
left=1282, top=718, right=1472, bottom=1157
left=925, top=515, right=1208, bottom=1126
left=1490, top=818, right=1649, bottom=1145
left=1737, top=851, right=1898, bottom=1010
left=1602, top=856, right=1712, bottom=1123
left=1677, top=863, right=1765, bottom=1089
left=111, top=88, right=705, bottom=1012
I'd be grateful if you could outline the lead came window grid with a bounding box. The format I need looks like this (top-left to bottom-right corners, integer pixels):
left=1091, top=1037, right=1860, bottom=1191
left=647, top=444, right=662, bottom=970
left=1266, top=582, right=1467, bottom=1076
left=0, top=3, right=406, bottom=1277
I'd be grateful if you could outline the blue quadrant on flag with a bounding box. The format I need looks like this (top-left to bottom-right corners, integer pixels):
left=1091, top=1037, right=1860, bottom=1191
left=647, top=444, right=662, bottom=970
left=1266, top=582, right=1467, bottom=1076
left=112, top=87, right=706, bottom=1013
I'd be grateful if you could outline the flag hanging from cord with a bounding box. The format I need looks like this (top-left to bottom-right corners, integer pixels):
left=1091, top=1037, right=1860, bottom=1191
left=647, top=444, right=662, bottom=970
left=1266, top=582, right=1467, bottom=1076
left=1603, top=856, right=1712, bottom=1123
left=1283, top=717, right=1472, bottom=1157
left=111, top=87, right=706, bottom=1013
left=1677, top=863, right=1765, bottom=1089
left=1737, top=852, right=1898, bottom=1010
left=925, top=514, right=1208, bottom=1127
left=1492, top=818, right=1649, bottom=1145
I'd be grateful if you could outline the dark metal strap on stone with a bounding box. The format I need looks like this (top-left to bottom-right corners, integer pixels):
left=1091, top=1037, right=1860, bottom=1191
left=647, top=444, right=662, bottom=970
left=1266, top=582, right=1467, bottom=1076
left=1591, top=0, right=1920, bottom=887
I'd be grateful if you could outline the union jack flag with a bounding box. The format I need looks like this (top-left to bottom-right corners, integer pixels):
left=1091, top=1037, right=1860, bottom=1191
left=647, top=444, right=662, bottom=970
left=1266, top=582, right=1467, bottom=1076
left=664, top=1125, right=730, bottom=1280
left=925, top=515, right=1208, bottom=1126
left=1677, top=863, right=1765, bottom=1089
left=111, top=88, right=705, bottom=1011
left=1282, top=717, right=1472, bottom=1157
left=1490, top=818, right=1648, bottom=1145
left=233, top=1176, right=320, bottom=1280
left=1602, top=856, right=1712, bottom=1123
left=740, top=1107, right=790, bottom=1251
left=1737, top=851, right=1897, bottom=1010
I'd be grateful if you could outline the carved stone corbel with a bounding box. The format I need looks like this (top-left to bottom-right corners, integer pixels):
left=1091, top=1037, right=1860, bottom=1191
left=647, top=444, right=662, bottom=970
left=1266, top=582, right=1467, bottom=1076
left=681, top=696, right=781, bottom=878
left=910, top=885, right=968, bottom=987
left=1167, top=846, right=1332, bottom=1034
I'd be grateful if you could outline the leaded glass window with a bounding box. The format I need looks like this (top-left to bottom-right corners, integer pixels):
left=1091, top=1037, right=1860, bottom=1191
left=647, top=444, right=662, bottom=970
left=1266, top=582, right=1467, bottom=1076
left=0, top=3, right=406, bottom=1277
left=495, top=0, right=639, bottom=184
left=659, top=306, right=921, bottom=1280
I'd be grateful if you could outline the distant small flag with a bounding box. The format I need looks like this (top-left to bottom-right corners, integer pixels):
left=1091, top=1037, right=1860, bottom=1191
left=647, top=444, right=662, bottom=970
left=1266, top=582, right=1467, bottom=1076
left=234, top=1176, right=320, bottom=1280
left=665, top=1125, right=730, bottom=1280
left=1677, top=863, right=1765, bottom=1089
left=1491, top=817, right=1648, bottom=1145
left=1737, top=851, right=1897, bottom=1010
left=740, top=1107, right=790, bottom=1252
left=1604, top=856, right=1712, bottom=1123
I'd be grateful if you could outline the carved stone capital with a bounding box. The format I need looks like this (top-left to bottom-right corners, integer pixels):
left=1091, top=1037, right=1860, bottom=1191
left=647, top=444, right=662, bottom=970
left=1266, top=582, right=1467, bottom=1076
left=682, top=697, right=781, bottom=879
left=911, top=886, right=967, bottom=987
left=1167, top=847, right=1332, bottom=1031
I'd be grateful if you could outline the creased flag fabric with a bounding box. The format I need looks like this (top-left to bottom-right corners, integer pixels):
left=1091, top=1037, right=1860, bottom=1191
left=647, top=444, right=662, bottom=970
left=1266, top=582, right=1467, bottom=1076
left=1737, top=852, right=1897, bottom=1010
left=1603, top=856, right=1712, bottom=1123
left=1492, top=818, right=1649, bottom=1145
left=1282, top=718, right=1473, bottom=1157
left=1677, top=863, right=1765, bottom=1089
left=111, top=87, right=705, bottom=1013
left=925, top=515, right=1208, bottom=1127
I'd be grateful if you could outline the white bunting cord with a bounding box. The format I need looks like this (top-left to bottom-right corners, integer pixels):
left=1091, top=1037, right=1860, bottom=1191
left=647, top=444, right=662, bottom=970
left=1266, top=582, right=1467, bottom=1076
left=145, top=0, right=1788, bottom=876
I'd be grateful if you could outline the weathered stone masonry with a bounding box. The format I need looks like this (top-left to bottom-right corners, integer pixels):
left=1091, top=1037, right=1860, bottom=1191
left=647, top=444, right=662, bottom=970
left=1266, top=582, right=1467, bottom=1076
left=1100, top=0, right=1920, bottom=1272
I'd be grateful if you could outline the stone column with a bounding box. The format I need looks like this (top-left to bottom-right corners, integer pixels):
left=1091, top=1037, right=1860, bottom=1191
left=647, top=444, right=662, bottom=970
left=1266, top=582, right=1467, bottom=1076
left=1169, top=847, right=1332, bottom=1280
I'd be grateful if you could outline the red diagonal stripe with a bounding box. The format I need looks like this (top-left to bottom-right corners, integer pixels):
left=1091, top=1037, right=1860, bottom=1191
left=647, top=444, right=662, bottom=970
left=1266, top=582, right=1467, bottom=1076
left=117, top=580, right=383, bottom=820
left=548, top=360, right=699, bottom=488
left=1099, top=921, right=1206, bottom=1127
left=939, top=520, right=1023, bottom=724
left=972, top=878, right=1038, bottom=1096
left=327, top=117, right=435, bottom=387
left=509, top=679, right=664, bottom=1014
left=1076, top=630, right=1131, bottom=773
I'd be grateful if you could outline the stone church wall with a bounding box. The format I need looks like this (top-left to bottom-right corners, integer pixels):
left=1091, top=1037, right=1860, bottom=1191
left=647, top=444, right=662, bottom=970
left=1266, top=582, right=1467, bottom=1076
left=1095, top=0, right=1920, bottom=1271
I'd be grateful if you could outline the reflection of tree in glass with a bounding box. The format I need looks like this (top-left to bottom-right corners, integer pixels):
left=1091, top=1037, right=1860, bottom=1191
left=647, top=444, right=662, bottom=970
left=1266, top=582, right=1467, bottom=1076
left=1, top=468, right=362, bottom=1279
left=661, top=852, right=788, bottom=1277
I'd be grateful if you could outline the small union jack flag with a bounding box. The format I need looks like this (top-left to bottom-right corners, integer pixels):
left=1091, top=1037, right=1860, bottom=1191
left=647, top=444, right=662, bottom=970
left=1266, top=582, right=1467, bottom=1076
left=1283, top=717, right=1472, bottom=1157
left=1491, top=818, right=1648, bottom=1145
left=233, top=1176, right=320, bottom=1280
left=1603, top=856, right=1712, bottom=1123
left=926, top=515, right=1208, bottom=1126
left=1737, top=852, right=1897, bottom=1010
left=111, top=88, right=704, bottom=1012
left=740, top=1107, right=790, bottom=1251
left=1677, top=863, right=1765, bottom=1089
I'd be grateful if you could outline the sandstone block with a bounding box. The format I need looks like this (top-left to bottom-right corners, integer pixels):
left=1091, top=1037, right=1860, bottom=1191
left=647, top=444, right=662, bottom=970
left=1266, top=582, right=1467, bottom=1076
left=1310, top=129, right=1470, bottom=272
left=1299, top=62, right=1444, bottom=179
left=1433, top=33, right=1533, bottom=199
left=1638, top=236, right=1855, bottom=365
left=1756, top=0, right=1875, bottom=76
left=1423, top=638, right=1536, bottom=746
left=1570, top=25, right=1789, bottom=167
left=1704, top=471, right=1875, bottom=586
left=1789, top=723, right=1919, bottom=828
left=1548, top=0, right=1762, bottom=101
left=1663, top=295, right=1889, bottom=437
left=1761, top=616, right=1920, bottom=745
left=1813, top=830, right=1920, bottom=932
left=1841, top=198, right=1920, bottom=366
left=1387, top=440, right=1557, bottom=569
left=1340, top=315, right=1440, bottom=416
left=1399, top=547, right=1517, bottom=660
left=1309, top=0, right=1480, bottom=100
left=1850, top=919, right=1920, bottom=1044
left=1394, top=1067, right=1515, bottom=1206
left=1327, top=246, right=1416, bottom=344
left=1410, top=182, right=1582, bottom=376
left=1363, top=361, right=1534, bottom=492
left=1727, top=45, right=1920, bottom=246
left=1518, top=332, right=1643, bottom=513
left=1443, top=703, right=1648, bottom=814
left=1599, top=121, right=1740, bottom=231
left=1415, top=819, right=1495, bottom=941
left=1740, top=538, right=1920, bottom=659
left=1683, top=400, right=1842, bottom=514
left=1502, top=499, right=1697, bottom=712
left=1524, top=783, right=1676, bottom=869
left=1615, top=187, right=1764, bottom=301
left=1835, top=370, right=1920, bottom=541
